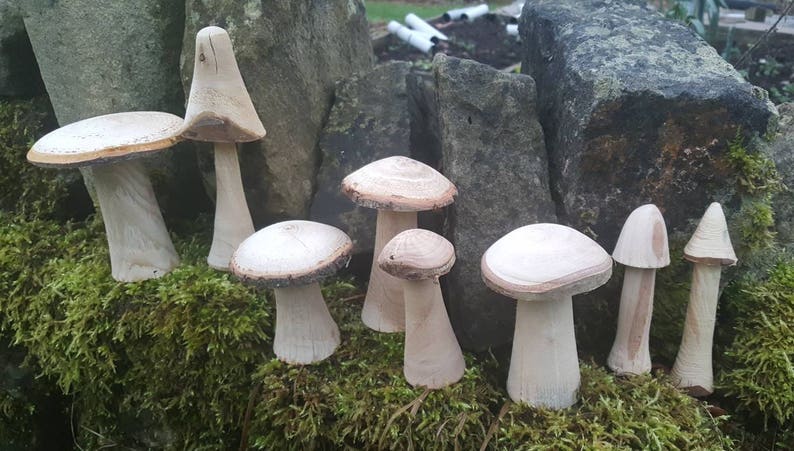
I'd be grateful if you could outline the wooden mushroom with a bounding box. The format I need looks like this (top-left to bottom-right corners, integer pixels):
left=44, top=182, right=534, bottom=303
left=27, top=111, right=182, bottom=282
left=671, top=202, right=737, bottom=395
left=481, top=224, right=612, bottom=409
left=378, top=229, right=465, bottom=389
left=230, top=220, right=352, bottom=365
left=608, top=204, right=670, bottom=375
left=342, top=156, right=457, bottom=333
left=182, top=26, right=266, bottom=271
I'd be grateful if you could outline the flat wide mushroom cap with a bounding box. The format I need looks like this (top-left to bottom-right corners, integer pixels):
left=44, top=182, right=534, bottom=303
left=378, top=229, right=455, bottom=280
left=27, top=112, right=183, bottom=168
left=342, top=156, right=457, bottom=211
left=481, top=223, right=613, bottom=301
left=182, top=26, right=266, bottom=143
left=612, top=204, right=670, bottom=268
left=683, top=202, right=737, bottom=266
left=230, top=220, right=352, bottom=288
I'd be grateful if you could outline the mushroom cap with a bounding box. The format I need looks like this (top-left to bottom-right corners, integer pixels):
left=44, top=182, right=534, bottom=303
left=26, top=111, right=183, bottom=168
left=378, top=229, right=455, bottom=280
left=684, top=202, right=737, bottom=266
left=230, top=220, right=352, bottom=288
left=481, top=223, right=613, bottom=301
left=181, top=26, right=266, bottom=143
left=612, top=204, right=670, bottom=269
left=341, top=156, right=457, bottom=211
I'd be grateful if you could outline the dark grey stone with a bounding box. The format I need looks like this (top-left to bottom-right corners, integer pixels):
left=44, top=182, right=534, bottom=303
left=768, top=102, right=794, bottom=249
left=0, top=0, right=42, bottom=97
left=434, top=55, right=557, bottom=350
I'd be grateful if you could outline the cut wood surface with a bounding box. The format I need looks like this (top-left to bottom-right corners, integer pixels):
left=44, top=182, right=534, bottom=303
left=378, top=228, right=455, bottom=280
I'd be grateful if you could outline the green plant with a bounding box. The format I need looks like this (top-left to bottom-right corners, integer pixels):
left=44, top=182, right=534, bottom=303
left=665, top=0, right=727, bottom=42
left=770, top=83, right=794, bottom=105
left=756, top=58, right=785, bottom=78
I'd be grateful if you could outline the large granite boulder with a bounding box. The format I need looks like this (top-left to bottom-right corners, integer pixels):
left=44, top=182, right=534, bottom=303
left=182, top=0, right=374, bottom=224
left=768, top=102, right=794, bottom=249
left=434, top=55, right=557, bottom=350
left=310, top=62, right=412, bottom=254
left=0, top=0, right=42, bottom=97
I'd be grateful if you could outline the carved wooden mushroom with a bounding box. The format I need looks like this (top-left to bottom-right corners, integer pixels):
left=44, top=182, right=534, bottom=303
left=342, top=156, right=457, bottom=333
left=27, top=111, right=182, bottom=282
left=182, top=26, right=266, bottom=271
left=608, top=204, right=670, bottom=375
left=230, top=220, right=352, bottom=365
left=481, top=224, right=612, bottom=409
left=671, top=202, right=737, bottom=395
left=378, top=229, right=465, bottom=389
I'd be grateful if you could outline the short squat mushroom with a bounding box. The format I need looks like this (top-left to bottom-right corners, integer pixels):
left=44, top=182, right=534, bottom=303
left=231, top=220, right=352, bottom=365
left=671, top=202, right=736, bottom=395
left=608, top=204, right=670, bottom=375
left=27, top=111, right=182, bottom=282
left=378, top=229, right=465, bottom=389
left=182, top=26, right=266, bottom=271
left=481, top=224, right=612, bottom=409
left=342, top=156, right=457, bottom=333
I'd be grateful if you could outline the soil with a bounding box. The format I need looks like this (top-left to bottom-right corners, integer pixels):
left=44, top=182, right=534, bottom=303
left=375, top=14, right=522, bottom=69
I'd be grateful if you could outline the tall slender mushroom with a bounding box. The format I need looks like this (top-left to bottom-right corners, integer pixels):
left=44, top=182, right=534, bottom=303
left=671, top=202, right=737, bottom=395
left=378, top=229, right=465, bottom=389
left=231, top=220, right=352, bottom=365
left=608, top=204, right=670, bottom=375
left=342, top=156, right=457, bottom=333
left=481, top=224, right=612, bottom=409
left=182, top=26, right=266, bottom=271
left=27, top=111, right=182, bottom=282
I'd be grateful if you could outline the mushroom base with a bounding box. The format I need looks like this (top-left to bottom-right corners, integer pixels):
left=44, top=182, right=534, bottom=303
left=508, top=296, right=580, bottom=409
left=607, top=267, right=655, bottom=375
left=91, top=160, right=179, bottom=282
left=273, top=282, right=340, bottom=365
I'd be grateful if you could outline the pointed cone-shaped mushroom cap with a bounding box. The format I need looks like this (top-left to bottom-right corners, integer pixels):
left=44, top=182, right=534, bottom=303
left=182, top=26, right=266, bottom=143
left=341, top=156, right=457, bottom=211
left=612, top=204, right=670, bottom=269
left=378, top=229, right=455, bottom=280
left=230, top=220, right=352, bottom=288
left=27, top=111, right=183, bottom=168
left=683, top=202, right=737, bottom=266
left=481, top=223, right=613, bottom=301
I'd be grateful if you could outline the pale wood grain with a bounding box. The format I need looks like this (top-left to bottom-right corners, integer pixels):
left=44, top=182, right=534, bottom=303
left=273, top=282, right=341, bottom=365
left=612, top=204, right=670, bottom=269
left=683, top=202, right=737, bottom=266
left=378, top=229, right=455, bottom=280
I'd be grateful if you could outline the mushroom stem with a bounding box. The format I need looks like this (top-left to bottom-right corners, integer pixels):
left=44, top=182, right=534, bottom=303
left=607, top=267, right=656, bottom=375
left=361, top=210, right=417, bottom=332
left=508, top=296, right=580, bottom=409
left=208, top=142, right=255, bottom=270
left=90, top=159, right=179, bottom=282
left=403, top=278, right=465, bottom=389
left=671, top=263, right=721, bottom=394
left=273, top=282, right=340, bottom=365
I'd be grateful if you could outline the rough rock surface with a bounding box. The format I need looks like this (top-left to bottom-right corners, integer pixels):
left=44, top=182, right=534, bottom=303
left=768, top=102, right=794, bottom=249
left=0, top=0, right=42, bottom=97
left=519, top=0, right=778, bottom=250
left=310, top=62, right=412, bottom=254
left=182, top=0, right=374, bottom=224
left=434, top=55, right=557, bottom=350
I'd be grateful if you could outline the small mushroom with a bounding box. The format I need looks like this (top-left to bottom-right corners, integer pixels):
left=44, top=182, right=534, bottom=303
left=342, top=156, right=457, bottom=333
left=607, top=204, right=670, bottom=375
left=230, top=220, right=352, bottom=365
left=671, top=202, right=737, bottom=395
left=378, top=229, right=465, bottom=389
left=27, top=111, right=182, bottom=282
left=182, top=26, right=266, bottom=271
left=481, top=224, right=612, bottom=409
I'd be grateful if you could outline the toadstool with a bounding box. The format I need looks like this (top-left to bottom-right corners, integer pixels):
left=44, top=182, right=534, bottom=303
left=182, top=26, right=266, bottom=271
left=481, top=224, right=612, bottom=408
left=27, top=111, right=182, bottom=282
left=607, top=204, right=670, bottom=375
left=230, top=220, right=352, bottom=365
left=378, top=229, right=465, bottom=389
left=342, top=156, right=457, bottom=333
left=671, top=202, right=737, bottom=395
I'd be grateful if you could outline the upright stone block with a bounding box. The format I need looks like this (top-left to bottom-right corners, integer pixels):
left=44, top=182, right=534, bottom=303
left=0, top=0, right=42, bottom=97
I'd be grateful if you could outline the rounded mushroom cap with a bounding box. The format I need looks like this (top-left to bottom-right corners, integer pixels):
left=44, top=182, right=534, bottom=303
left=27, top=112, right=183, bottom=168
left=612, top=204, right=670, bottom=269
left=378, top=229, right=455, bottom=280
left=684, top=202, right=737, bottom=266
left=341, top=156, right=457, bottom=211
left=230, top=220, right=352, bottom=288
left=481, top=223, right=613, bottom=301
left=182, top=26, right=266, bottom=143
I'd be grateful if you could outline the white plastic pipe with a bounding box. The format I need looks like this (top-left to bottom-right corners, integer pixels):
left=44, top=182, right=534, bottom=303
left=387, top=21, right=435, bottom=54
left=405, top=13, right=448, bottom=42
left=506, top=24, right=519, bottom=36
left=461, top=4, right=490, bottom=21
